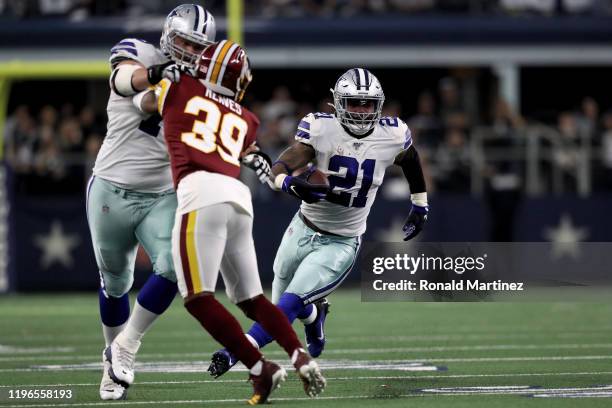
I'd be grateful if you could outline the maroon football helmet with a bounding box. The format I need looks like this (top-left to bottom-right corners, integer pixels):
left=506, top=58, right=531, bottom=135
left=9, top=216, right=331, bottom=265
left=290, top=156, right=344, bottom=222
left=196, top=40, right=252, bottom=103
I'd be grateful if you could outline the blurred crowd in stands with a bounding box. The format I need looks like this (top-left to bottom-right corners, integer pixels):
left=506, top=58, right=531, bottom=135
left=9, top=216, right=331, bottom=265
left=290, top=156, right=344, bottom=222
left=5, top=74, right=612, bottom=197
left=5, top=103, right=104, bottom=194
left=2, top=0, right=612, bottom=19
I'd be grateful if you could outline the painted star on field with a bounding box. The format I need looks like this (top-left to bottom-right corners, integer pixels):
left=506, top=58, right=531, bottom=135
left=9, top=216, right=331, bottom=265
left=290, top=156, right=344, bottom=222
left=34, top=221, right=81, bottom=269
left=543, top=214, right=588, bottom=260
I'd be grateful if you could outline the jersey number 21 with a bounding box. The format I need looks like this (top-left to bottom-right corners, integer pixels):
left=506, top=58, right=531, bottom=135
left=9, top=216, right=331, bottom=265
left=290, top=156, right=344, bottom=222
left=326, top=155, right=375, bottom=208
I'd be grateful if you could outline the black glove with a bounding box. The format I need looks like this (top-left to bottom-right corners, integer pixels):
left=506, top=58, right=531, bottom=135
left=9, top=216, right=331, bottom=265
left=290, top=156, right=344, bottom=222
left=402, top=203, right=428, bottom=241
left=147, top=61, right=181, bottom=85
left=281, top=168, right=329, bottom=204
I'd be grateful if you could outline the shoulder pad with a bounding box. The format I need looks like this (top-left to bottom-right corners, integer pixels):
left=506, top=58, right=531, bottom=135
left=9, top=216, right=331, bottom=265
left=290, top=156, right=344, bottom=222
left=110, top=38, right=165, bottom=68
left=312, top=112, right=334, bottom=120
left=295, top=113, right=315, bottom=143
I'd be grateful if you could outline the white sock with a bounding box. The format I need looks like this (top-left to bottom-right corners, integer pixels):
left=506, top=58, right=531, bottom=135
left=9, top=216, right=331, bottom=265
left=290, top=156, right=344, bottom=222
left=118, top=301, right=159, bottom=345
left=102, top=323, right=126, bottom=347
left=299, top=306, right=318, bottom=325
left=250, top=360, right=263, bottom=376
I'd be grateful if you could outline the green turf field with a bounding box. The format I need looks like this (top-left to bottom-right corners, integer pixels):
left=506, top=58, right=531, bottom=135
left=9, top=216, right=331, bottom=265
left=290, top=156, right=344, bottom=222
left=1, top=290, right=612, bottom=407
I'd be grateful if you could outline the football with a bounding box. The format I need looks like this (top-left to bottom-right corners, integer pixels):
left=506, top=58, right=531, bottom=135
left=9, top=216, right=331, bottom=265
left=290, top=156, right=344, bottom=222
left=302, top=167, right=329, bottom=188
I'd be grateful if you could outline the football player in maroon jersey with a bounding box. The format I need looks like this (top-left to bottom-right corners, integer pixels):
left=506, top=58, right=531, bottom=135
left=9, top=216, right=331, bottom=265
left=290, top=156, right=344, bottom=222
left=139, top=40, right=326, bottom=404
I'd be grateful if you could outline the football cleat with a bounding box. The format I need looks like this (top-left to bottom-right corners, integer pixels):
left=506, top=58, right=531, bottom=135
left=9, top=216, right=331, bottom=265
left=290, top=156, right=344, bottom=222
left=99, top=352, right=127, bottom=400
left=305, top=299, right=330, bottom=358
left=207, top=349, right=237, bottom=378
left=104, top=336, right=141, bottom=386
left=247, top=359, right=287, bottom=405
left=292, top=348, right=326, bottom=398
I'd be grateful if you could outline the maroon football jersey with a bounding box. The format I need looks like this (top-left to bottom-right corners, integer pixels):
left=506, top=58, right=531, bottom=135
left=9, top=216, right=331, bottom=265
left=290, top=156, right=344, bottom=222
left=159, top=74, right=259, bottom=187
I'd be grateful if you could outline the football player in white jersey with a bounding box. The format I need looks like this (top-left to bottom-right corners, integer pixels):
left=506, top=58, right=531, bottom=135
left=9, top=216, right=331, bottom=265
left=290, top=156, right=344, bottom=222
left=209, top=68, right=428, bottom=377
left=86, top=4, right=215, bottom=400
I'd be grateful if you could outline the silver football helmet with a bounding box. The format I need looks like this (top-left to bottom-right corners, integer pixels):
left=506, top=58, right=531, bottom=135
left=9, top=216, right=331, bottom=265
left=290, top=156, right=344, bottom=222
left=160, top=4, right=216, bottom=69
left=330, top=68, right=385, bottom=135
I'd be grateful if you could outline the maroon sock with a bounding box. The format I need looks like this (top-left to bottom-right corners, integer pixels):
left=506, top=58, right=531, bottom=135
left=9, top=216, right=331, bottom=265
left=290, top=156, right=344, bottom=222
left=185, top=294, right=262, bottom=368
left=240, top=295, right=302, bottom=357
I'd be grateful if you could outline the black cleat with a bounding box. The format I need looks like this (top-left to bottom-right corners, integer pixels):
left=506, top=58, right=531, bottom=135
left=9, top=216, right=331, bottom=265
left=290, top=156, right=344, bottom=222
left=207, top=349, right=236, bottom=378
left=305, top=299, right=330, bottom=358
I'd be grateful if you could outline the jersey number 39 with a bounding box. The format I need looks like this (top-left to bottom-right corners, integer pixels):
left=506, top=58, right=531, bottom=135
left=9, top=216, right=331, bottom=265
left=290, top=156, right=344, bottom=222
left=180, top=96, right=248, bottom=166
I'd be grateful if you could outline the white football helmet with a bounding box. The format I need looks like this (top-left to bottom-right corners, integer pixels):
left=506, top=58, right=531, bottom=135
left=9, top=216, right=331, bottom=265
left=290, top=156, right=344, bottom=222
left=330, top=68, right=385, bottom=135
left=160, top=4, right=216, bottom=69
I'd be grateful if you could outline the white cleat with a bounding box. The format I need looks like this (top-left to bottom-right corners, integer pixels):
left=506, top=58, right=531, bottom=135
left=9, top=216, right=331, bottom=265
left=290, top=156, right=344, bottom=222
left=104, top=336, right=141, bottom=386
left=298, top=359, right=326, bottom=397
left=100, top=357, right=127, bottom=400
left=293, top=348, right=326, bottom=398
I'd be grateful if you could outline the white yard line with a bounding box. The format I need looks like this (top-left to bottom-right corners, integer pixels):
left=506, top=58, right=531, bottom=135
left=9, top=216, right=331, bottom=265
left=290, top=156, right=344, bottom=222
left=2, top=326, right=612, bottom=343
left=2, top=355, right=612, bottom=373
left=3, top=342, right=612, bottom=362
left=0, top=360, right=440, bottom=373
left=1, top=371, right=612, bottom=388
left=344, top=331, right=612, bottom=342
left=0, top=345, right=74, bottom=354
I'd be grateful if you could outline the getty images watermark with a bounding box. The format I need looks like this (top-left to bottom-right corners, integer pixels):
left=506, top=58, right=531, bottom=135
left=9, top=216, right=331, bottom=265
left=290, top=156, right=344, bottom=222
left=371, top=252, right=523, bottom=292
left=360, top=243, right=612, bottom=301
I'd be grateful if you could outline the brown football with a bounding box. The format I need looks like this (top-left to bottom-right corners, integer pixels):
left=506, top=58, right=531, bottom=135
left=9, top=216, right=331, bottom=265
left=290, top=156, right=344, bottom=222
left=297, top=168, right=329, bottom=187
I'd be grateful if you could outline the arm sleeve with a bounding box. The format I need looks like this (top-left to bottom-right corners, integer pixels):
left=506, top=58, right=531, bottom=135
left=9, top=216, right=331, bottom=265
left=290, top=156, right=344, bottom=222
left=396, top=145, right=426, bottom=194
left=132, top=90, right=151, bottom=113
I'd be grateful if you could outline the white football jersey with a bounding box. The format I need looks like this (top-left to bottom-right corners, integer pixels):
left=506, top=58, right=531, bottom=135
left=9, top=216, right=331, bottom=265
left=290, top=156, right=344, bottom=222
left=296, top=112, right=412, bottom=237
left=93, top=38, right=173, bottom=193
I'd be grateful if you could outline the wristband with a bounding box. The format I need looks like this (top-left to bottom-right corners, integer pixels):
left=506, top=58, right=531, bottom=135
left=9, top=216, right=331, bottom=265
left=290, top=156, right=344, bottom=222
left=274, top=174, right=288, bottom=190
left=410, top=192, right=428, bottom=208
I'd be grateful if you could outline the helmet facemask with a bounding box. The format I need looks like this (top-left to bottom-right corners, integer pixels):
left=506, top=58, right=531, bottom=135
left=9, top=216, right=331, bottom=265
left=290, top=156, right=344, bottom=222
left=332, top=92, right=384, bottom=135
left=162, top=31, right=212, bottom=69
left=234, top=56, right=253, bottom=103
left=330, top=68, right=385, bottom=136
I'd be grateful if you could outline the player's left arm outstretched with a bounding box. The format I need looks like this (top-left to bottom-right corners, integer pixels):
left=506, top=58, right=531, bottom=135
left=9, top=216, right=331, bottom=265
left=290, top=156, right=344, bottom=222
left=394, top=128, right=428, bottom=241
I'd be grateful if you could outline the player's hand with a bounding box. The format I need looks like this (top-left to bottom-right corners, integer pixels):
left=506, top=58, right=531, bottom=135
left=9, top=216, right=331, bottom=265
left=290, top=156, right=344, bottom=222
left=280, top=169, right=329, bottom=204
left=242, top=151, right=272, bottom=185
left=147, top=61, right=182, bottom=84
left=402, top=203, right=428, bottom=241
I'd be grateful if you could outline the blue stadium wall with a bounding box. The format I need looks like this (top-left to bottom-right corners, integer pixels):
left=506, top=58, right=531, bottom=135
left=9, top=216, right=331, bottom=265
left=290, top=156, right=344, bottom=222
left=8, top=189, right=612, bottom=292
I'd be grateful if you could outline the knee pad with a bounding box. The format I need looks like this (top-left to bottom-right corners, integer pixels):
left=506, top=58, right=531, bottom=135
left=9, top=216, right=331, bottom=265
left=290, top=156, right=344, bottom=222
left=100, top=269, right=133, bottom=298
left=153, top=250, right=177, bottom=283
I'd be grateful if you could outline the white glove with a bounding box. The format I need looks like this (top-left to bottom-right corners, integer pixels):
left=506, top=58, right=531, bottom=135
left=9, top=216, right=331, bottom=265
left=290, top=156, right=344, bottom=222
left=162, top=64, right=183, bottom=83
left=147, top=61, right=184, bottom=84
left=242, top=152, right=273, bottom=185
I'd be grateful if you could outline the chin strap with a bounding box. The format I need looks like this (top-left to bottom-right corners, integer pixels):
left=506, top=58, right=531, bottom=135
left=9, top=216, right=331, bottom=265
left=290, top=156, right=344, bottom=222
left=340, top=124, right=375, bottom=138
